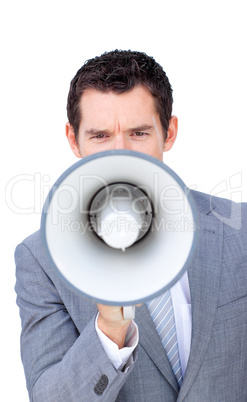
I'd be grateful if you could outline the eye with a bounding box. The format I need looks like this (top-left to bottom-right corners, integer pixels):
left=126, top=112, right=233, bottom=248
left=132, top=131, right=148, bottom=137
left=91, top=133, right=108, bottom=140
left=95, top=134, right=106, bottom=138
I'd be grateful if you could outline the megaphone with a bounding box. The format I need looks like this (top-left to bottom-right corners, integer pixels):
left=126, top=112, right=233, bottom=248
left=41, top=150, right=198, bottom=319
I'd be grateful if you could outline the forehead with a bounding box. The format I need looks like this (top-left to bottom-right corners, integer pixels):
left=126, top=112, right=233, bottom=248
left=79, top=86, right=158, bottom=125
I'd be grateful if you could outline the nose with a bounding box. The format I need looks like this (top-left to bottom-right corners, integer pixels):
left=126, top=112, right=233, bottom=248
left=113, top=133, right=128, bottom=150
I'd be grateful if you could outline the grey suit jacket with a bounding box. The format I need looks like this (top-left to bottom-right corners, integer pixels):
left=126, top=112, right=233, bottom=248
left=15, top=190, right=247, bottom=401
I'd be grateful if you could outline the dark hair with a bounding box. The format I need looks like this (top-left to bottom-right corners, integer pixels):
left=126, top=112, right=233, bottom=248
left=67, top=50, right=173, bottom=141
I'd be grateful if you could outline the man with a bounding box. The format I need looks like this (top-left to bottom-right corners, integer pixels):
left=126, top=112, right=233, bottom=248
left=15, top=50, right=247, bottom=401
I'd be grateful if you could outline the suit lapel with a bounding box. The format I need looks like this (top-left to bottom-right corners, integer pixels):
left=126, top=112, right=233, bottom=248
left=136, top=303, right=180, bottom=393
left=136, top=209, right=223, bottom=399
left=178, top=211, right=223, bottom=400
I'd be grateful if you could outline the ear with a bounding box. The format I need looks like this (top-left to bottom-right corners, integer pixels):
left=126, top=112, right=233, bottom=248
left=164, top=116, right=178, bottom=152
left=66, top=123, right=82, bottom=158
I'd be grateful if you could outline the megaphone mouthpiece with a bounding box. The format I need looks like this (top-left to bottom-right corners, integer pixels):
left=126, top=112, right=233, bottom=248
left=89, top=183, right=153, bottom=251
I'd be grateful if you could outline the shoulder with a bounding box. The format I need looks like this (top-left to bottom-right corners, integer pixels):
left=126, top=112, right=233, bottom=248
left=190, top=189, right=247, bottom=238
left=15, top=230, right=43, bottom=259
left=190, top=189, right=247, bottom=216
left=15, top=230, right=52, bottom=277
left=21, top=229, right=41, bottom=247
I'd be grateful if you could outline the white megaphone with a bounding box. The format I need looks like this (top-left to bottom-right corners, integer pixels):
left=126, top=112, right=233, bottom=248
left=41, top=150, right=198, bottom=319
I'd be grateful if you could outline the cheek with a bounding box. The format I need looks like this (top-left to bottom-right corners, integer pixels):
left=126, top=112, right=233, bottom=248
left=131, top=142, right=164, bottom=161
left=149, top=138, right=165, bottom=157
left=78, top=140, right=105, bottom=158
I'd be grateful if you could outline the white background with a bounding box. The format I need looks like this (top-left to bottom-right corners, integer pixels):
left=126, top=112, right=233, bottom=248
left=1, top=1, right=247, bottom=400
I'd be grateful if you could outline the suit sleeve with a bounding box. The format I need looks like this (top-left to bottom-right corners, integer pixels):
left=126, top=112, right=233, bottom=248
left=15, top=242, right=137, bottom=401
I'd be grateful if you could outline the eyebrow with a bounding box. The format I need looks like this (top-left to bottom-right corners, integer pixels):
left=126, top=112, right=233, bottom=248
left=84, top=124, right=154, bottom=136
left=84, top=129, right=109, bottom=137
left=126, top=124, right=154, bottom=133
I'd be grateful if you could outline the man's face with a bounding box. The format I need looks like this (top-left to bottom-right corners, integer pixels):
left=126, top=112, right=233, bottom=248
left=66, top=85, right=177, bottom=162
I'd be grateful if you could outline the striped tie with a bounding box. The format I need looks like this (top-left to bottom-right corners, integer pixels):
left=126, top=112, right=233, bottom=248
left=146, top=290, right=183, bottom=386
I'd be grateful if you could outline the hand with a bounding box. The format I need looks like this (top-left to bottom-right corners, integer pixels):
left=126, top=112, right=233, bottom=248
left=97, top=304, right=131, bottom=349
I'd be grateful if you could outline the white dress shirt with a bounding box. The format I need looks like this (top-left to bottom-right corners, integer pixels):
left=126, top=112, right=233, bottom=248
left=96, top=272, right=191, bottom=375
left=170, top=272, right=192, bottom=377
left=95, top=314, right=138, bottom=371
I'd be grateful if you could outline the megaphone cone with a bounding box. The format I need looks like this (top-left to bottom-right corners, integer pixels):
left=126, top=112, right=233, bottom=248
left=41, top=150, right=198, bottom=316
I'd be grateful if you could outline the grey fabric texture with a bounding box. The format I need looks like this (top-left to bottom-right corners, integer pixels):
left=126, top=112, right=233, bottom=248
left=15, top=190, right=247, bottom=401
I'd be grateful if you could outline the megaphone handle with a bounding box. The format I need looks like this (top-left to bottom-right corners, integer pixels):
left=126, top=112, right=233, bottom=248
left=123, top=305, right=135, bottom=320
